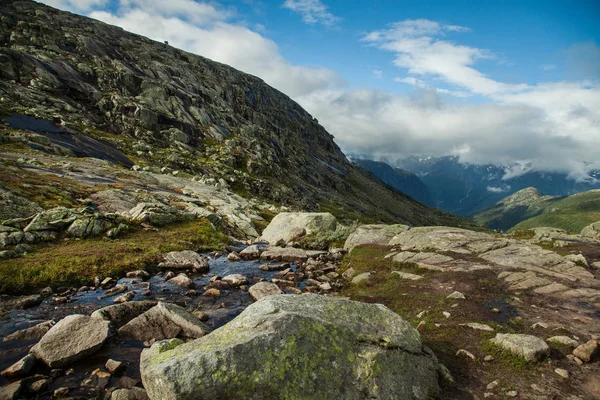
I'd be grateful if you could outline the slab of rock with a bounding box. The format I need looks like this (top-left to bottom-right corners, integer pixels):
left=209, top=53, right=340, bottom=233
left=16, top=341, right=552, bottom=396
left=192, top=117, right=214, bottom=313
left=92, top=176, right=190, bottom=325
left=393, top=252, right=454, bottom=269
left=581, top=221, right=600, bottom=242
left=168, top=273, right=195, bottom=289
left=446, top=291, right=466, bottom=300
left=3, top=320, right=54, bottom=342
left=114, top=292, right=135, bottom=303
left=106, top=359, right=125, bottom=374
left=221, top=274, right=248, bottom=287
left=460, top=323, right=494, bottom=332
left=0, top=380, right=23, bottom=400
left=159, top=251, right=209, bottom=272
left=239, top=245, right=262, bottom=259
left=31, top=315, right=110, bottom=368
left=351, top=272, right=371, bottom=284
left=118, top=302, right=209, bottom=341
left=573, top=339, right=600, bottom=363
left=547, top=336, right=579, bottom=348
left=141, top=294, right=444, bottom=400
left=248, top=282, right=284, bottom=301
left=489, top=333, right=550, bottom=362
left=343, top=224, right=409, bottom=253
left=91, top=301, right=157, bottom=328
left=111, top=388, right=149, bottom=400
left=1, top=354, right=36, bottom=378
left=260, top=247, right=308, bottom=262
left=391, top=271, right=423, bottom=280
left=259, top=212, right=337, bottom=244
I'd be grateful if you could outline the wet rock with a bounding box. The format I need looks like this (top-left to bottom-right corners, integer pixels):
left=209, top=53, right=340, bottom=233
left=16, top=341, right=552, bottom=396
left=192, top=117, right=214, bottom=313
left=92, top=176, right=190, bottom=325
left=1, top=354, right=36, bottom=378
left=227, top=251, right=241, bottom=261
left=114, top=292, right=136, bottom=303
left=344, top=224, right=410, bottom=253
left=100, top=284, right=127, bottom=299
left=118, top=302, right=209, bottom=341
left=391, top=271, right=423, bottom=280
left=547, top=336, right=579, bottom=348
left=126, top=270, right=150, bottom=279
left=0, top=294, right=42, bottom=312
left=221, top=274, right=248, bottom=287
left=572, top=339, right=600, bottom=363
left=168, top=273, right=195, bottom=289
left=141, top=294, right=444, bottom=400
left=239, top=245, right=262, bottom=259
left=258, top=263, right=289, bottom=271
left=31, top=314, right=111, bottom=368
left=248, top=281, right=284, bottom=301
left=489, top=333, right=550, bottom=362
left=159, top=251, right=209, bottom=272
left=106, top=359, right=124, bottom=374
left=259, top=212, right=337, bottom=244
left=91, top=301, right=157, bottom=328
left=3, top=320, right=54, bottom=342
left=83, top=368, right=111, bottom=389
left=260, top=246, right=308, bottom=262
left=202, top=288, right=221, bottom=298
left=351, top=272, right=371, bottom=284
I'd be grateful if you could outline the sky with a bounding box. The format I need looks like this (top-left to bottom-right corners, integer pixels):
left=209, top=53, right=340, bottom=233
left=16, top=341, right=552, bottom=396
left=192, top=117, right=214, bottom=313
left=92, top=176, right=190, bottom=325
left=40, top=0, right=600, bottom=180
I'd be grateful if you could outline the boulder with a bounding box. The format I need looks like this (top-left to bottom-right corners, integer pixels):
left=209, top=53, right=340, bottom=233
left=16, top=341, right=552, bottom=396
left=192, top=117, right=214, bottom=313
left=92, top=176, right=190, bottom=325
left=546, top=336, right=579, bottom=348
left=259, top=212, right=337, bottom=244
left=581, top=221, right=600, bottom=242
left=344, top=224, right=410, bottom=253
left=573, top=339, right=600, bottom=363
left=392, top=271, right=423, bottom=281
left=260, top=247, right=308, bottom=263
left=91, top=301, right=157, bottom=328
left=141, top=294, right=445, bottom=400
left=221, top=274, right=248, bottom=287
left=489, top=333, right=550, bottom=362
left=248, top=282, right=284, bottom=301
left=0, top=381, right=23, bottom=400
left=168, top=273, right=195, bottom=289
left=1, top=354, right=36, bottom=378
left=159, top=251, right=209, bottom=272
left=3, top=320, right=54, bottom=342
left=31, top=315, right=110, bottom=368
left=389, top=226, right=506, bottom=254
left=351, top=272, right=371, bottom=284
left=118, top=302, right=209, bottom=341
left=239, top=245, right=262, bottom=259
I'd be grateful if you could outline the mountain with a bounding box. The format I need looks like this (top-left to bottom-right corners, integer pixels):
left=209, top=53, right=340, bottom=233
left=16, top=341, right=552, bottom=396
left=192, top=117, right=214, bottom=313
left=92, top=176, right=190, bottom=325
left=472, top=187, right=600, bottom=232
left=352, top=159, right=432, bottom=205
left=396, top=156, right=600, bottom=216
left=0, top=0, right=471, bottom=229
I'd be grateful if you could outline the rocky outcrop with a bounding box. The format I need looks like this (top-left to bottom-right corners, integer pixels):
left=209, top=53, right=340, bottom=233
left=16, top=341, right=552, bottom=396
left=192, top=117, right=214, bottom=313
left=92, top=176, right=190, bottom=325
left=344, top=224, right=409, bottom=253
left=141, top=294, right=445, bottom=400
left=91, top=301, right=157, bottom=328
left=259, top=212, right=337, bottom=244
left=581, top=221, right=600, bottom=242
left=30, top=314, right=110, bottom=368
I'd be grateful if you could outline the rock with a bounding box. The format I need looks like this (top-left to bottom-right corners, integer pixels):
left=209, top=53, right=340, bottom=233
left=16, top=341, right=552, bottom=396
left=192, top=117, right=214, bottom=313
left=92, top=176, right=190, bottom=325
left=221, top=274, right=248, bottom=287
left=248, top=281, right=284, bottom=301
left=393, top=251, right=454, bottom=268
left=0, top=381, right=23, bottom=400
left=227, top=251, right=241, bottom=261
left=581, top=221, right=600, bottom=241
left=114, top=292, right=135, bottom=303
left=351, top=272, right=371, bottom=284
left=159, top=251, right=209, bottom=272
left=3, top=320, right=54, bottom=341
left=1, top=354, right=36, bottom=378
left=106, top=359, right=125, bottom=374
left=584, top=375, right=600, bottom=398
left=484, top=355, right=494, bottom=362
left=100, top=284, right=127, bottom=299
left=442, top=311, right=451, bottom=319
left=572, top=339, right=600, bottom=363
left=112, top=388, right=149, bottom=400
left=259, top=212, right=337, bottom=244
left=389, top=226, right=505, bottom=254
left=486, top=380, right=499, bottom=390
left=460, top=323, right=494, bottom=332
left=54, top=387, right=69, bottom=397
left=83, top=368, right=111, bottom=389
left=27, top=377, right=50, bottom=393
left=239, top=245, right=262, bottom=259
left=168, top=273, right=196, bottom=289
left=202, top=288, right=221, bottom=298
left=506, top=390, right=518, bottom=397
left=126, top=270, right=150, bottom=279
left=343, top=224, right=409, bottom=253
left=391, top=271, right=423, bottom=280
left=118, top=302, right=209, bottom=341
left=141, top=294, right=444, bottom=399
left=91, top=301, right=157, bottom=328
left=565, top=253, right=588, bottom=267
left=342, top=267, right=356, bottom=280
left=456, top=349, right=476, bottom=361
left=0, top=294, right=42, bottom=312
left=258, top=263, right=289, bottom=271
left=31, top=315, right=110, bottom=368
left=554, top=368, right=569, bottom=379
left=260, top=246, right=308, bottom=262
left=547, top=336, right=579, bottom=348
left=489, top=333, right=550, bottom=362
left=446, top=291, right=466, bottom=300
left=319, top=282, right=332, bottom=291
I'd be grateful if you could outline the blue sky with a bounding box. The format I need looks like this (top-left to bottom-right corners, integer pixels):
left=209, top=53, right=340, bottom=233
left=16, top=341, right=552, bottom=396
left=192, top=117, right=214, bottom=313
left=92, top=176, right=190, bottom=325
left=41, top=0, right=600, bottom=178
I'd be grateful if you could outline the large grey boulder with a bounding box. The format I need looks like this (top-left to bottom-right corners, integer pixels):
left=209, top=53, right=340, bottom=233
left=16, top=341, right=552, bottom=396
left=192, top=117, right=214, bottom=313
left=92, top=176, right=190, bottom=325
left=30, top=315, right=110, bottom=368
left=259, top=212, right=337, bottom=244
left=489, top=333, right=550, bottom=362
left=91, top=301, right=157, bottom=328
left=260, top=246, right=309, bottom=262
left=344, top=224, right=409, bottom=253
left=248, top=281, right=283, bottom=301
left=159, top=251, right=209, bottom=271
left=141, top=294, right=445, bottom=400
left=118, top=302, right=209, bottom=341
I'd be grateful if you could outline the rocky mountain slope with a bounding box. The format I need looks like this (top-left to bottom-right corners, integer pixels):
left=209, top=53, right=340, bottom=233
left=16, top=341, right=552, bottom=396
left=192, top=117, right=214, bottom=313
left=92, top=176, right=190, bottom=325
left=473, top=187, right=600, bottom=232
left=353, top=159, right=433, bottom=205
left=0, top=0, right=469, bottom=229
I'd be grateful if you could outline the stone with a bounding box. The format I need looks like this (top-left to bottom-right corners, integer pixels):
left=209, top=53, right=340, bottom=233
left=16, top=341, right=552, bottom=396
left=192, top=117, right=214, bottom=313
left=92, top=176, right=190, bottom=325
left=112, top=388, right=149, bottom=400
left=27, top=377, right=50, bottom=393
left=565, top=253, right=588, bottom=267
left=227, top=251, right=241, bottom=261
left=221, top=274, right=248, bottom=287
left=456, top=349, right=476, bottom=361
left=489, top=333, right=550, bottom=362
left=260, top=246, right=308, bottom=262
left=106, top=359, right=125, bottom=374
left=141, top=294, right=444, bottom=400
left=1, top=354, right=36, bottom=378
left=572, top=339, right=600, bottom=363
left=584, top=375, right=600, bottom=398
left=554, top=368, right=569, bottom=379
left=351, top=272, right=371, bottom=284
left=54, top=387, right=69, bottom=397
left=0, top=381, right=23, bottom=400
left=126, top=270, right=150, bottom=279
left=446, top=291, right=466, bottom=300
left=118, top=302, right=209, bottom=341
left=391, top=271, right=423, bottom=280
left=343, top=224, right=409, bottom=253
left=3, top=320, right=54, bottom=342
left=581, top=221, right=600, bottom=241
left=91, top=301, right=157, bottom=328
left=341, top=267, right=356, bottom=280
left=259, top=212, right=337, bottom=244
left=460, top=323, right=494, bottom=332
left=442, top=311, right=451, bottom=319
left=159, top=251, right=209, bottom=272
left=203, top=288, right=221, bottom=298
left=547, top=336, right=579, bottom=348
left=506, top=391, right=518, bottom=397
left=31, top=315, right=110, bottom=368
left=486, top=380, right=499, bottom=390
left=239, top=245, right=262, bottom=259
left=484, top=355, right=494, bottom=362
left=114, top=292, right=135, bottom=303
left=248, top=281, right=284, bottom=301
left=389, top=226, right=506, bottom=254
left=168, top=273, right=196, bottom=289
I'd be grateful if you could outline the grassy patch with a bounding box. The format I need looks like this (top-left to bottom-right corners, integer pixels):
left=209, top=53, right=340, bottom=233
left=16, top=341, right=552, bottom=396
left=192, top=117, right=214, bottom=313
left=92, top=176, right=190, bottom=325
left=0, top=218, right=229, bottom=294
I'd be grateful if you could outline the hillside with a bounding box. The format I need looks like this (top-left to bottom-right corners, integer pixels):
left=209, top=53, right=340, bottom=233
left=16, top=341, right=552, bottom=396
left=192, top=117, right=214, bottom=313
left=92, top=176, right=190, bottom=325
left=472, top=187, right=600, bottom=233
left=0, top=0, right=470, bottom=228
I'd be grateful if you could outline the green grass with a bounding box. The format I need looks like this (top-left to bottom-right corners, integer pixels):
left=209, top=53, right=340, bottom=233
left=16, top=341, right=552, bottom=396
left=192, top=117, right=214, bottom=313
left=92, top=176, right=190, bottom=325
left=0, top=218, right=229, bottom=294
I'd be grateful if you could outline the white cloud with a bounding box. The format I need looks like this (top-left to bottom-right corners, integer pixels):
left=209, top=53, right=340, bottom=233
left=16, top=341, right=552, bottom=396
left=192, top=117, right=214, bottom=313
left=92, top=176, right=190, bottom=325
left=372, top=69, right=382, bottom=79
left=282, top=0, right=340, bottom=26
left=487, top=186, right=510, bottom=193
left=540, top=64, right=556, bottom=71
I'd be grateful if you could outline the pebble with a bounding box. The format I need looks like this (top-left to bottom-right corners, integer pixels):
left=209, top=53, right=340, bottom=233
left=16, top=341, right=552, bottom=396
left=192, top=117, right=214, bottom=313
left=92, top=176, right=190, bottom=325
left=554, top=368, right=569, bottom=379
left=456, top=349, right=476, bottom=361
left=442, top=311, right=451, bottom=318
left=486, top=380, right=499, bottom=390
left=484, top=355, right=495, bottom=362
left=506, top=390, right=518, bottom=397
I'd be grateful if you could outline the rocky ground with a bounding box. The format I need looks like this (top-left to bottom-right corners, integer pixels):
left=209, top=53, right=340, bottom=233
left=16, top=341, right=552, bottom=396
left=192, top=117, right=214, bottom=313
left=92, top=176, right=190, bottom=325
left=0, top=214, right=599, bottom=399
